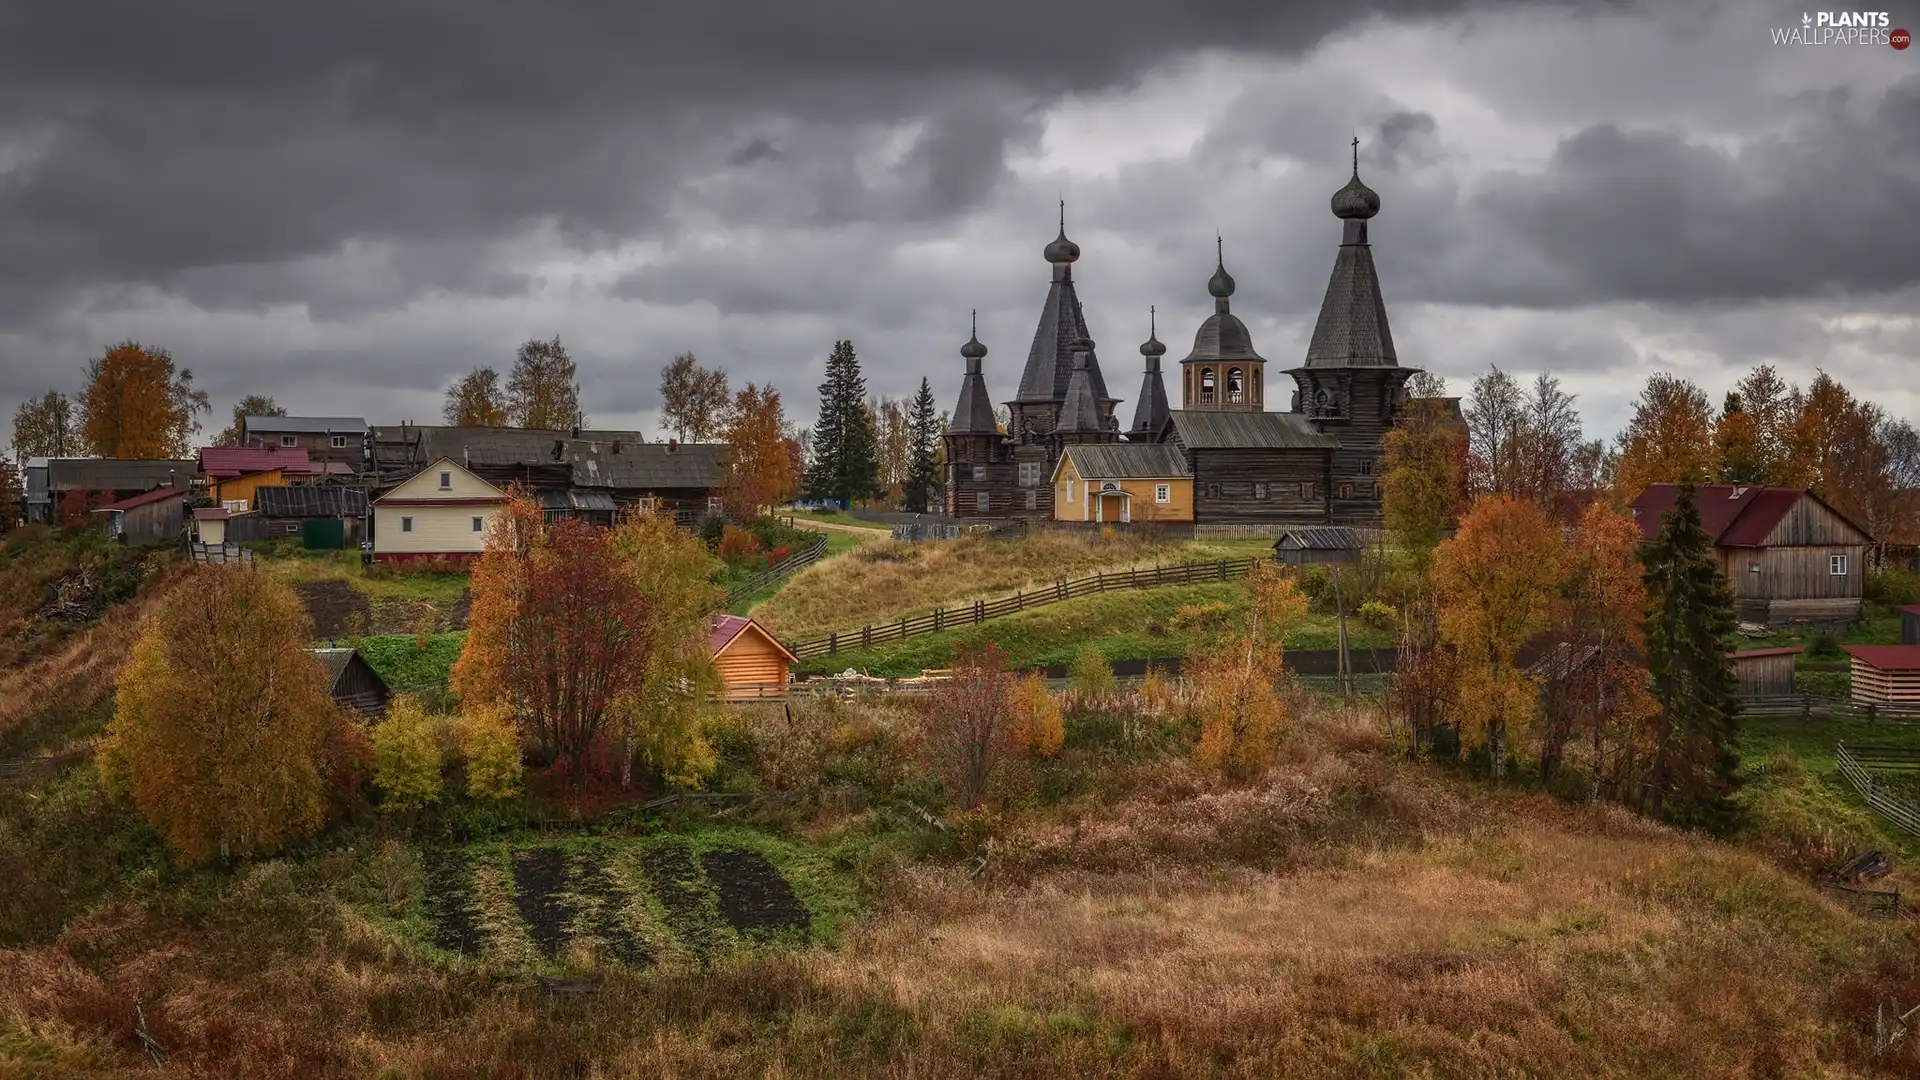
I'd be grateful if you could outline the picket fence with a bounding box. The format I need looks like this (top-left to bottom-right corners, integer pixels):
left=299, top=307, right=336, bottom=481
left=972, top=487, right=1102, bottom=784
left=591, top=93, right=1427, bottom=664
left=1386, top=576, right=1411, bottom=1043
left=725, top=533, right=829, bottom=607
left=1836, top=742, right=1920, bottom=836
left=783, top=556, right=1261, bottom=661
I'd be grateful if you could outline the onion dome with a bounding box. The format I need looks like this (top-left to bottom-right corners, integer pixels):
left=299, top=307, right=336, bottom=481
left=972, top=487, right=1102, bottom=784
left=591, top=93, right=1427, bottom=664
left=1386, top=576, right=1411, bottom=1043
left=1207, top=236, right=1236, bottom=300
left=1044, top=200, right=1081, bottom=265
left=1332, top=136, right=1381, bottom=220
left=960, top=313, right=988, bottom=360
left=1139, top=308, right=1167, bottom=359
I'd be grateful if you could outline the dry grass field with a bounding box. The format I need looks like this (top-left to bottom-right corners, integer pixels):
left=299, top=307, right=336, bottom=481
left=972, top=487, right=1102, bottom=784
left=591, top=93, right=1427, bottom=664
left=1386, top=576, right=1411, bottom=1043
left=4, top=697, right=1919, bottom=1079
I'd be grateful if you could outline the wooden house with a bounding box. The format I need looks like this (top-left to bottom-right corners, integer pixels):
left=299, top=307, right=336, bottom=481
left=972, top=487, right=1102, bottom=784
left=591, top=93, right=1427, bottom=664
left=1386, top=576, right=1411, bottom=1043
left=193, top=507, right=230, bottom=545
left=94, top=487, right=187, bottom=545
left=1841, top=645, right=1920, bottom=706
left=240, top=416, right=368, bottom=472
left=253, top=485, right=369, bottom=547
left=710, top=615, right=797, bottom=700
left=1159, top=411, right=1338, bottom=526
left=1629, top=484, right=1872, bottom=625
left=25, top=458, right=194, bottom=524
left=1050, top=444, right=1192, bottom=524
left=1728, top=647, right=1802, bottom=697
left=309, top=647, right=392, bottom=718
left=1274, top=526, right=1366, bottom=566
left=1900, top=605, right=1920, bottom=646
left=371, top=457, right=508, bottom=564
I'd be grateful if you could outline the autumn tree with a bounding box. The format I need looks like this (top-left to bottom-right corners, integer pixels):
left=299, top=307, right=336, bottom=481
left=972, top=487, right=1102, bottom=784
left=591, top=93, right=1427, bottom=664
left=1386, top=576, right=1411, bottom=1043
left=1730, top=364, right=1805, bottom=486
left=1406, top=370, right=1448, bottom=399
left=1509, top=372, right=1587, bottom=515
left=903, top=378, right=942, bottom=513
left=1714, top=393, right=1765, bottom=485
left=1432, top=495, right=1567, bottom=779
left=874, top=397, right=911, bottom=506
left=1189, top=563, right=1306, bottom=778
left=1540, top=500, right=1656, bottom=790
left=78, top=342, right=210, bottom=458
left=607, top=508, right=725, bottom=787
left=804, top=340, right=880, bottom=506
left=0, top=459, right=20, bottom=532
left=1006, top=673, right=1064, bottom=758
left=455, top=501, right=656, bottom=767
left=458, top=701, right=524, bottom=800
left=443, top=367, right=510, bottom=427
left=214, top=395, right=285, bottom=447
left=1611, top=373, right=1717, bottom=501
left=922, top=642, right=1019, bottom=810
left=1464, top=365, right=1525, bottom=497
left=372, top=696, right=445, bottom=811
left=10, top=390, right=75, bottom=461
left=658, top=352, right=730, bottom=442
left=720, top=382, right=796, bottom=519
left=506, top=337, right=585, bottom=430
left=1793, top=372, right=1891, bottom=535
left=1640, top=482, right=1741, bottom=827
left=1382, top=396, right=1467, bottom=576
left=96, top=566, right=341, bottom=865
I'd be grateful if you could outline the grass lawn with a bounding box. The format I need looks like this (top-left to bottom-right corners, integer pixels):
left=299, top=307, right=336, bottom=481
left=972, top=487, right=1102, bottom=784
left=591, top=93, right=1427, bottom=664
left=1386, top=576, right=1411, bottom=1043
left=256, top=548, right=472, bottom=604
left=1739, top=709, right=1920, bottom=863
left=790, top=581, right=1396, bottom=677
left=357, top=631, right=467, bottom=691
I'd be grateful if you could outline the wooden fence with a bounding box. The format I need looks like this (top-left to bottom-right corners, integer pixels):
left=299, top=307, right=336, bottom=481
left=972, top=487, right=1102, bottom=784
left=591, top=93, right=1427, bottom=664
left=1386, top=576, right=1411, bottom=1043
left=186, top=541, right=255, bottom=566
left=1743, top=695, right=1920, bottom=723
left=785, top=556, right=1261, bottom=661
left=725, top=533, right=829, bottom=607
left=1836, top=742, right=1920, bottom=836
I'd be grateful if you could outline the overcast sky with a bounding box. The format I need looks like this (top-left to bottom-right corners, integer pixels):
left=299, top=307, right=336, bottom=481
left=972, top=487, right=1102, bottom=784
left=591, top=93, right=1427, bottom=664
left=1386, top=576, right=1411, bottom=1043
left=1, top=0, right=1914, bottom=452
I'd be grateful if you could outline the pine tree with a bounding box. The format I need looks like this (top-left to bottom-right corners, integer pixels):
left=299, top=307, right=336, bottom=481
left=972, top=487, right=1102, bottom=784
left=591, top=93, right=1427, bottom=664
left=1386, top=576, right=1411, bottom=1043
left=803, top=340, right=880, bottom=506
left=1640, top=481, right=1742, bottom=828
left=903, top=377, right=940, bottom=513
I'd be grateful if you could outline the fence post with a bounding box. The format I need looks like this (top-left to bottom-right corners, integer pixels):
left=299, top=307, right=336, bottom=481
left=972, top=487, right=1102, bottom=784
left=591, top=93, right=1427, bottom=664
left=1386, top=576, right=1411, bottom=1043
left=829, top=632, right=837, bottom=655
left=934, top=608, right=942, bottom=632
left=1869, top=703, right=1878, bottom=725
left=1017, top=590, right=1024, bottom=611
left=862, top=625, right=871, bottom=648
left=975, top=600, right=983, bottom=623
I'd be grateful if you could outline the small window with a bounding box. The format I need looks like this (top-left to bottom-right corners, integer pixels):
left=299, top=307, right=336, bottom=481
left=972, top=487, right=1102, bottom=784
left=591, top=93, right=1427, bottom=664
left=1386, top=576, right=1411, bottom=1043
left=1300, top=482, right=1316, bottom=501
left=1338, top=483, right=1353, bottom=500
left=1155, top=483, right=1170, bottom=503
left=975, top=491, right=990, bottom=513
left=472, top=516, right=484, bottom=533
left=1025, top=489, right=1038, bottom=511
left=972, top=464, right=987, bottom=482
left=1018, top=462, right=1043, bottom=487
left=1831, top=554, right=1849, bottom=576
left=1254, top=482, right=1269, bottom=500
left=1359, top=460, right=1374, bottom=477
left=400, top=516, right=414, bottom=533
left=438, top=471, right=452, bottom=490
left=331, top=435, right=348, bottom=449
left=1065, top=479, right=1076, bottom=502
left=1204, top=482, right=1222, bottom=499
left=280, top=435, right=297, bottom=447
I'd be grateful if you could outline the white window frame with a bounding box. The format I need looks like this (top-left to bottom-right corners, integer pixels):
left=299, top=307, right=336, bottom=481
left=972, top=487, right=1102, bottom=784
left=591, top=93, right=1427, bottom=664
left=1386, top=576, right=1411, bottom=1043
left=975, top=491, right=990, bottom=513
left=1830, top=553, right=1849, bottom=576
left=331, top=435, right=348, bottom=449
left=280, top=435, right=297, bottom=447
left=1024, top=489, right=1038, bottom=511
left=400, top=516, right=414, bottom=533
left=1066, top=479, right=1076, bottom=503
left=1018, top=461, right=1043, bottom=488
left=971, top=464, right=987, bottom=482
left=1155, top=483, right=1170, bottom=503
left=438, top=471, right=452, bottom=490
left=471, top=516, right=484, bottom=533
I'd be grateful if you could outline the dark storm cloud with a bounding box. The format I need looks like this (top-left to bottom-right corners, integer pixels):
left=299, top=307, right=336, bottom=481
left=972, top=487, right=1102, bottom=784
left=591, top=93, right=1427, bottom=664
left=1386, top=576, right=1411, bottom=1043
left=1449, top=75, right=1920, bottom=305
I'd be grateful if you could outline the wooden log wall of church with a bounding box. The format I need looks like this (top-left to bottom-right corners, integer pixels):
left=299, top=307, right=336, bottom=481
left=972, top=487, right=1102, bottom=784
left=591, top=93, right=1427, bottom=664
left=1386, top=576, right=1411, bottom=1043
left=1189, top=448, right=1332, bottom=525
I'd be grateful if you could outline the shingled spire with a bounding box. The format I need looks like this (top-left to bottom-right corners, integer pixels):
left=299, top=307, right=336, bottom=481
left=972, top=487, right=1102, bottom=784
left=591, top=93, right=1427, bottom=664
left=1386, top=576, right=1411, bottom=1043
left=1013, top=202, right=1117, bottom=410
left=950, top=310, right=998, bottom=434
left=1054, top=337, right=1108, bottom=436
left=1129, top=307, right=1171, bottom=438
left=1303, top=137, right=1397, bottom=369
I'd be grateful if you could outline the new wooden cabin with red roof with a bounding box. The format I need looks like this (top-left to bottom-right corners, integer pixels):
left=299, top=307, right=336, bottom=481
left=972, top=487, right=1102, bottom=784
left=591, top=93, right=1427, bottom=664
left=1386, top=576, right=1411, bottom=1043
left=1630, top=484, right=1871, bottom=625
left=710, top=615, right=797, bottom=700
left=1842, top=645, right=1920, bottom=706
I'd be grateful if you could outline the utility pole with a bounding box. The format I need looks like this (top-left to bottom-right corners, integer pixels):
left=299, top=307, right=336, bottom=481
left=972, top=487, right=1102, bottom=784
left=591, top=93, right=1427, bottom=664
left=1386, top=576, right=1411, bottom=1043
left=1332, top=565, right=1353, bottom=698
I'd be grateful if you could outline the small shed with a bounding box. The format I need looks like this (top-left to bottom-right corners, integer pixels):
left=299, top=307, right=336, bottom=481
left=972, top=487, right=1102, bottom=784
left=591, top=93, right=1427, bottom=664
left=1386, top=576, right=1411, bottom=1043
left=309, top=647, right=392, bottom=718
left=1900, top=605, right=1920, bottom=646
left=710, top=615, right=797, bottom=700
left=1842, top=645, right=1920, bottom=706
left=254, top=485, right=369, bottom=547
left=94, top=487, right=188, bottom=545
left=1728, top=647, right=1802, bottom=697
left=194, top=507, right=230, bottom=546
left=1273, top=526, right=1366, bottom=567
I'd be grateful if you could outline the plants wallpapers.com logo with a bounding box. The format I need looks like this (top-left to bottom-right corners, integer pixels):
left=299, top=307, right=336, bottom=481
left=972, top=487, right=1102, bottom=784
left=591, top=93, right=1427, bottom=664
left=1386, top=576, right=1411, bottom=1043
left=1770, top=10, right=1908, bottom=45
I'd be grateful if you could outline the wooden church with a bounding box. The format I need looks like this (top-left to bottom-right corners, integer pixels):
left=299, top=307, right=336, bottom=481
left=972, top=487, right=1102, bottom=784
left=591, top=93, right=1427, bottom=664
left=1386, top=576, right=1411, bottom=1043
left=945, top=141, right=1459, bottom=529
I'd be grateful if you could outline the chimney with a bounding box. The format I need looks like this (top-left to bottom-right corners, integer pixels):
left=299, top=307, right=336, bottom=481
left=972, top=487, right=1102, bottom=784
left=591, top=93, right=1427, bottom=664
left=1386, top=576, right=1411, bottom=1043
left=463, top=445, right=470, bottom=469
left=668, top=438, right=678, bottom=453
left=613, top=440, right=622, bottom=454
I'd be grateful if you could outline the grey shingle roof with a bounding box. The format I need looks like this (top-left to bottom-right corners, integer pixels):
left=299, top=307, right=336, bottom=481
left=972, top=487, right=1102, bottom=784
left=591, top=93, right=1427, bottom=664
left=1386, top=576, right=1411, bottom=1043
left=370, top=426, right=726, bottom=490
left=245, top=415, right=368, bottom=433
left=253, top=485, right=369, bottom=518
left=1129, top=356, right=1171, bottom=436
left=1062, top=443, right=1189, bottom=479
left=1302, top=220, right=1399, bottom=369
left=1165, top=410, right=1337, bottom=450
left=950, top=339, right=999, bottom=435
left=1054, top=347, right=1109, bottom=434
left=1274, top=526, right=1367, bottom=551
left=1014, top=259, right=1115, bottom=408
left=1178, top=305, right=1267, bottom=367
left=45, top=458, right=195, bottom=491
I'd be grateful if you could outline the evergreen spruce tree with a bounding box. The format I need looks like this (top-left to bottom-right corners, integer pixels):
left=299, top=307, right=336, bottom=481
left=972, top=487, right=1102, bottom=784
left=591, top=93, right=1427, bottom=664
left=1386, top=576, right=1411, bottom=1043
left=803, top=340, right=880, bottom=507
left=903, top=377, right=940, bottom=513
left=1640, top=481, right=1742, bottom=828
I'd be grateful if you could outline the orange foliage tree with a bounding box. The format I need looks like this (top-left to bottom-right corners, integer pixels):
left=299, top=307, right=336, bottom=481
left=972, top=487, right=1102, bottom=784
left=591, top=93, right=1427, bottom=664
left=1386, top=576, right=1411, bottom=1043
left=721, top=382, right=797, bottom=519
left=1382, top=396, right=1468, bottom=576
left=97, top=566, right=342, bottom=865
left=1189, top=563, right=1306, bottom=778
left=1541, top=500, right=1657, bottom=790
left=1611, top=373, right=1717, bottom=501
left=78, top=341, right=210, bottom=459
left=454, top=498, right=656, bottom=769
left=1433, top=495, right=1567, bottom=779
left=921, top=642, right=1020, bottom=810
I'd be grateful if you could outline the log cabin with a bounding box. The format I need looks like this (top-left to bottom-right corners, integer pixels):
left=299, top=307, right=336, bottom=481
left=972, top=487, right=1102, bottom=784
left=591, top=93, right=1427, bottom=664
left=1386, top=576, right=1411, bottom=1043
left=1842, top=645, right=1920, bottom=706
left=1629, top=484, right=1872, bottom=625
left=309, top=647, right=392, bottom=718
left=710, top=615, right=797, bottom=701
left=1728, top=647, right=1802, bottom=697
left=1273, top=526, right=1366, bottom=566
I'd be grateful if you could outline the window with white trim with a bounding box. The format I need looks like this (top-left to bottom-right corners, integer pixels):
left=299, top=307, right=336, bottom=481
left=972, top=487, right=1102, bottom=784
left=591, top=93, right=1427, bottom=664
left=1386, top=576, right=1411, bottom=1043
left=438, top=471, right=452, bottom=490
left=332, top=435, right=348, bottom=449
left=1155, top=483, right=1170, bottom=503
left=1066, top=479, right=1076, bottom=502
left=400, top=516, right=414, bottom=532
left=472, top=516, right=484, bottom=532
left=280, top=435, right=297, bottom=447
left=1025, top=490, right=1038, bottom=511
left=975, top=491, right=990, bottom=513
left=972, top=464, right=987, bottom=482
left=1831, top=553, right=1849, bottom=576
left=1018, top=462, right=1044, bottom=487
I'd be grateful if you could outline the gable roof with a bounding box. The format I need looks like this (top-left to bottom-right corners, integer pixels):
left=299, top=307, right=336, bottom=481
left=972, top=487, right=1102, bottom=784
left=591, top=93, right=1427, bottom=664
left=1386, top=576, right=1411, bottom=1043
left=1056, top=443, right=1189, bottom=481
left=369, top=426, right=726, bottom=491
left=246, top=415, right=367, bottom=434
left=710, top=615, right=797, bottom=663
left=1728, top=647, right=1805, bottom=660
left=1275, top=526, right=1366, bottom=551
left=372, top=457, right=508, bottom=504
left=44, top=458, right=195, bottom=491
left=253, top=485, right=369, bottom=518
left=200, top=445, right=314, bottom=479
left=1628, top=484, right=1872, bottom=546
left=1842, top=644, right=1920, bottom=671
left=1164, top=410, right=1338, bottom=450
left=100, top=487, right=187, bottom=511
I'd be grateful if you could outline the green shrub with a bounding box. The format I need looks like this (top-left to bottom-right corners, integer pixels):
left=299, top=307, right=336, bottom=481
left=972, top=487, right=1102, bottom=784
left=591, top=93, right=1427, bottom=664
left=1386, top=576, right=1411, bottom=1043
left=1866, top=566, right=1920, bottom=607
left=1795, top=669, right=1849, bottom=697
left=1357, top=599, right=1398, bottom=630
left=1068, top=644, right=1116, bottom=705
left=372, top=697, right=445, bottom=811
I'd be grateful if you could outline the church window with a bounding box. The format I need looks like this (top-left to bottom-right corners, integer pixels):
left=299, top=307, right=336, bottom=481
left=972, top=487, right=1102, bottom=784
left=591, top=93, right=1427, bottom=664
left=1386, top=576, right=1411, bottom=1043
left=1228, top=368, right=1244, bottom=405
left=1254, top=481, right=1269, bottom=499
left=1204, top=482, right=1222, bottom=499
left=1025, top=490, right=1038, bottom=511
left=1359, top=460, right=1374, bottom=477
left=1300, top=481, right=1316, bottom=501
left=976, top=491, right=990, bottom=513
left=1200, top=368, right=1216, bottom=405
left=972, top=464, right=986, bottom=482
left=1018, top=462, right=1044, bottom=487
left=1338, top=483, right=1353, bottom=500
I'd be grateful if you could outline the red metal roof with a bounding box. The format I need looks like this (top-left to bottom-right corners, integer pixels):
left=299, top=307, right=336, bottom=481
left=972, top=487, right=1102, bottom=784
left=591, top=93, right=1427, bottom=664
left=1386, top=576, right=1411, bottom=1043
left=1727, top=647, right=1805, bottom=659
left=1842, top=644, right=1920, bottom=671
left=198, top=446, right=314, bottom=480
left=1898, top=605, right=1920, bottom=617
left=1628, top=484, right=1868, bottom=546
left=99, top=486, right=186, bottom=511
left=708, top=614, right=797, bottom=662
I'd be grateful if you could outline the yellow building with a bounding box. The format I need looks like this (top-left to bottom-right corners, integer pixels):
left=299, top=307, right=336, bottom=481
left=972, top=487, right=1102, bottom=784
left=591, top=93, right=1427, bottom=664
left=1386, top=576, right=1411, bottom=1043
left=208, top=468, right=286, bottom=514
left=1051, top=445, right=1193, bottom=524
left=371, top=457, right=509, bottom=564
left=711, top=615, right=798, bottom=700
